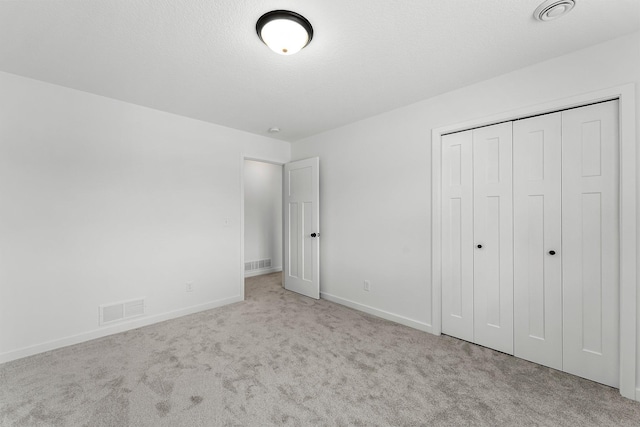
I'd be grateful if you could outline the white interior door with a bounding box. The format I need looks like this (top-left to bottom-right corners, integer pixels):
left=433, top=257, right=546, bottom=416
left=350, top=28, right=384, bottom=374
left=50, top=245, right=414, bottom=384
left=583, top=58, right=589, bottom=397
left=284, top=157, right=320, bottom=299
left=513, top=112, right=563, bottom=370
left=473, top=122, right=514, bottom=355
left=441, top=130, right=474, bottom=342
left=562, top=101, right=619, bottom=387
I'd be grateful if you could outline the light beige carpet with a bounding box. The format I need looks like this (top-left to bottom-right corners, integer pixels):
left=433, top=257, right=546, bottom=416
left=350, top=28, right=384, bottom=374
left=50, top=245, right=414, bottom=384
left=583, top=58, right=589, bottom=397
left=1, top=272, right=639, bottom=426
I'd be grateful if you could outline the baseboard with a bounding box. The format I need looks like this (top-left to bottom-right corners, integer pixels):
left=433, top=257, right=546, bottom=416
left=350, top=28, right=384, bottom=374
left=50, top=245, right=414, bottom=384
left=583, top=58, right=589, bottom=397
left=244, top=267, right=282, bottom=278
left=320, top=292, right=432, bottom=333
left=0, top=295, right=243, bottom=365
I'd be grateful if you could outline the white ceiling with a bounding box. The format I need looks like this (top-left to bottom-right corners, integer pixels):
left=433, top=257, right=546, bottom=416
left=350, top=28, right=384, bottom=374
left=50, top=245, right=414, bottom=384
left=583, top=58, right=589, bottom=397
left=0, top=1, right=638, bottom=142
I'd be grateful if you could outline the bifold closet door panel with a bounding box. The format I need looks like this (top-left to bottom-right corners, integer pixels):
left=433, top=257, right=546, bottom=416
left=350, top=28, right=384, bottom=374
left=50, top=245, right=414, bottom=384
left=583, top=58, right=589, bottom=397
left=513, top=112, right=563, bottom=370
left=472, top=122, right=514, bottom=355
left=441, top=130, right=474, bottom=342
left=562, top=100, right=619, bottom=388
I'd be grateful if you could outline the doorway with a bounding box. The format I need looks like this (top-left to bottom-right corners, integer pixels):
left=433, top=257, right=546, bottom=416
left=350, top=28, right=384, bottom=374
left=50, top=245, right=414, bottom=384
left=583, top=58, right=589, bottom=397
left=241, top=156, right=321, bottom=301
left=242, top=160, right=283, bottom=282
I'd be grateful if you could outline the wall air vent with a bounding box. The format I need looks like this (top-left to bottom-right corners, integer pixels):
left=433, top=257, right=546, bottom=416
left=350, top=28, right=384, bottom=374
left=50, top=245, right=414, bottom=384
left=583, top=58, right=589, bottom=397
left=101, top=304, right=124, bottom=324
left=124, top=299, right=145, bottom=318
left=99, top=298, right=146, bottom=326
left=245, top=258, right=273, bottom=273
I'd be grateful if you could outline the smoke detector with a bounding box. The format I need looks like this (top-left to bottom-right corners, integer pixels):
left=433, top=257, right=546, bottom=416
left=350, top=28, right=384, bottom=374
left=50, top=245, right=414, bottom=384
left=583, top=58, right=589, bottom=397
left=534, top=0, right=576, bottom=21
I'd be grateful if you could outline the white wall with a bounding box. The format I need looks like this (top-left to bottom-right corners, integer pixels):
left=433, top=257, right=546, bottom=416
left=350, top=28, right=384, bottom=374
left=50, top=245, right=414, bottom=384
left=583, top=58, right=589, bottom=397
left=0, top=72, right=290, bottom=362
left=292, top=32, right=640, bottom=391
left=244, top=160, right=282, bottom=275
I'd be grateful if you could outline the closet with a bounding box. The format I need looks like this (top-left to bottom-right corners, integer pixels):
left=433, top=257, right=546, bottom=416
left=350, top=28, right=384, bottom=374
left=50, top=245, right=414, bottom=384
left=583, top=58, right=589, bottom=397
left=440, top=100, right=619, bottom=388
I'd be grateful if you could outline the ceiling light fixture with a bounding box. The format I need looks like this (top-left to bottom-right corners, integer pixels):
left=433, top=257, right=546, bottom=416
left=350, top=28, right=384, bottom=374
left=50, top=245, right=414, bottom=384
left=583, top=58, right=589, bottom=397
left=534, top=0, right=576, bottom=21
left=256, top=10, right=313, bottom=55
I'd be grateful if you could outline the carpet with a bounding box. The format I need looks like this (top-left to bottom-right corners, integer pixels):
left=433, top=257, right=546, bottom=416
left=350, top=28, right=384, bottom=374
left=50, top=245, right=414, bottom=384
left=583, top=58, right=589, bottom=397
left=1, top=272, right=639, bottom=426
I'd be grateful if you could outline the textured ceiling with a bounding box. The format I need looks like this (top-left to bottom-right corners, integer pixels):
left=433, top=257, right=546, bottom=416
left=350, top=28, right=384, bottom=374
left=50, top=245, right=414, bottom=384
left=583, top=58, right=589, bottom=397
left=0, top=0, right=638, bottom=142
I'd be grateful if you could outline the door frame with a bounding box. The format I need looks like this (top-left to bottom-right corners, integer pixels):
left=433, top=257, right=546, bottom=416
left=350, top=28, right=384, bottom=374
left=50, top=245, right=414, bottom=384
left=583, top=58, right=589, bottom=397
left=240, top=155, right=285, bottom=300
left=431, top=84, right=637, bottom=400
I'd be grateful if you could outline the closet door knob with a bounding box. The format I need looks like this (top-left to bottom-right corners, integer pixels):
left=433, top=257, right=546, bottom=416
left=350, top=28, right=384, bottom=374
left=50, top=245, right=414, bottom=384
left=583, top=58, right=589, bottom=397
left=549, top=250, right=556, bottom=255
left=476, top=244, right=483, bottom=249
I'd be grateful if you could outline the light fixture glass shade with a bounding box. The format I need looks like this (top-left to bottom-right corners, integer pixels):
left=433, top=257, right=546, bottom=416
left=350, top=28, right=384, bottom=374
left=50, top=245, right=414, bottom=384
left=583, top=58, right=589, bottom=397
left=257, top=10, right=313, bottom=56
left=260, top=19, right=308, bottom=55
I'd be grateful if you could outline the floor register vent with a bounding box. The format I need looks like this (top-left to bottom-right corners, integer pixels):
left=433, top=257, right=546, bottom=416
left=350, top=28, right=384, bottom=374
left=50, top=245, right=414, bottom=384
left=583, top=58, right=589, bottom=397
left=99, top=298, right=146, bottom=326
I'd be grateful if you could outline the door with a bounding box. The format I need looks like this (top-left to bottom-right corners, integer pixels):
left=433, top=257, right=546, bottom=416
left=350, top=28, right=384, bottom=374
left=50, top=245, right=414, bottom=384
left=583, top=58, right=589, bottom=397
left=473, top=122, right=514, bottom=355
left=284, top=157, right=320, bottom=299
left=441, top=130, right=474, bottom=342
left=513, top=112, right=563, bottom=370
left=562, top=101, right=619, bottom=387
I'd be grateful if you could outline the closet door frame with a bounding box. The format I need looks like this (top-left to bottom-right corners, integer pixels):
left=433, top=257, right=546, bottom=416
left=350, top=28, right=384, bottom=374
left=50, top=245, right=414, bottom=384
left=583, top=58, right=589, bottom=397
left=431, top=84, right=637, bottom=400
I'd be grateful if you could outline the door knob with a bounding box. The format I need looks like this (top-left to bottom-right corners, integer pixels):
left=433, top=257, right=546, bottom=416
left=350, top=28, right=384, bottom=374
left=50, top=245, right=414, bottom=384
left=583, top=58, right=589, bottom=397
left=549, top=250, right=556, bottom=255
left=310, top=233, right=319, bottom=238
left=476, top=244, right=482, bottom=249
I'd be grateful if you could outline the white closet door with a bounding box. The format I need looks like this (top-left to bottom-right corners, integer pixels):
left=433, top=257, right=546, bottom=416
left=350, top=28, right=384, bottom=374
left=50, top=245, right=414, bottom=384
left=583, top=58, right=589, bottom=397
left=441, top=130, right=474, bottom=342
left=473, top=122, right=514, bottom=355
left=562, top=100, right=619, bottom=387
left=513, top=113, right=563, bottom=370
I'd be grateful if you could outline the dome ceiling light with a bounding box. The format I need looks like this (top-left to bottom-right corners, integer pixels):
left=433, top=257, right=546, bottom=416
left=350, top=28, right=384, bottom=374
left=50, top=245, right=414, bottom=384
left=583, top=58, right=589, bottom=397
left=534, top=0, right=577, bottom=21
left=256, top=10, right=313, bottom=55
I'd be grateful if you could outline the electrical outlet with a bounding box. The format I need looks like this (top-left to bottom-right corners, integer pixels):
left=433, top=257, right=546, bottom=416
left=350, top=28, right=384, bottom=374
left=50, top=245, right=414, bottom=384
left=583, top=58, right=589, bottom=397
left=363, top=280, right=371, bottom=292
left=186, top=282, right=194, bottom=292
